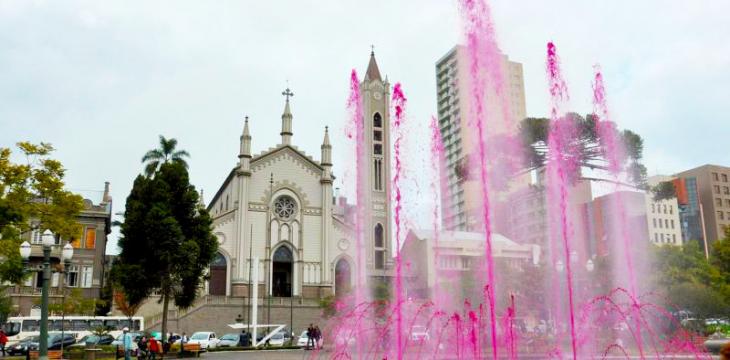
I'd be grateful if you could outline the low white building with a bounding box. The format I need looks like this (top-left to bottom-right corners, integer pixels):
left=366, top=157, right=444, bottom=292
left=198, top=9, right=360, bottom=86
left=645, top=175, right=682, bottom=246
left=399, top=229, right=540, bottom=299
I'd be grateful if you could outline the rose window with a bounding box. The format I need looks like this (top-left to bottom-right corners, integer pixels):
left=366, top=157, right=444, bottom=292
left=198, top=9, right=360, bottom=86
left=274, top=196, right=297, bottom=220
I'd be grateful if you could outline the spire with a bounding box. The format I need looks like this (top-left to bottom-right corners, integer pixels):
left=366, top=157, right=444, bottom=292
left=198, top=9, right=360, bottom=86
left=102, top=181, right=112, bottom=203
left=322, top=126, right=331, bottom=147
left=281, top=87, right=294, bottom=145
left=198, top=189, right=205, bottom=208
left=239, top=116, right=252, bottom=160
left=365, top=47, right=382, bottom=81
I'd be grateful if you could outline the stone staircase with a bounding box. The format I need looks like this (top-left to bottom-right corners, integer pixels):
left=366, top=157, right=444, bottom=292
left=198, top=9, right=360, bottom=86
left=144, top=295, right=323, bottom=336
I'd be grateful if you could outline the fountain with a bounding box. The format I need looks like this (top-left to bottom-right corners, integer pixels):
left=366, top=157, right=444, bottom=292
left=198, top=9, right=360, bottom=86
left=321, top=0, right=712, bottom=359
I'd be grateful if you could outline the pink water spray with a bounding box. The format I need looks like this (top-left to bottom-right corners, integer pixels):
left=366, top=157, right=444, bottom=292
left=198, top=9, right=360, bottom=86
left=391, top=83, right=407, bottom=360
left=545, top=41, right=579, bottom=360
left=346, top=69, right=366, bottom=356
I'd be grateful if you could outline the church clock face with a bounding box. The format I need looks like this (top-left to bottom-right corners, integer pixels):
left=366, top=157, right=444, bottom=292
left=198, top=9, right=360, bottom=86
left=274, top=195, right=297, bottom=220
left=373, top=92, right=382, bottom=100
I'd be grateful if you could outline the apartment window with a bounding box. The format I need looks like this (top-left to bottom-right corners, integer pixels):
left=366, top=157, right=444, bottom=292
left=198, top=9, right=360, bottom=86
left=654, top=233, right=658, bottom=242
left=85, top=227, right=96, bottom=249
left=80, top=266, right=93, bottom=288
left=717, top=198, right=723, bottom=207
left=663, top=205, right=667, bottom=214
left=652, top=218, right=657, bottom=228
left=651, top=204, right=655, bottom=213
left=719, top=211, right=725, bottom=220
left=66, top=265, right=79, bottom=287
left=671, top=220, right=675, bottom=229
left=31, top=229, right=41, bottom=244
left=665, top=219, right=669, bottom=228
left=658, top=219, right=663, bottom=228
left=24, top=273, right=34, bottom=287
left=660, top=233, right=665, bottom=242
left=672, top=234, right=677, bottom=243
left=724, top=187, right=729, bottom=195
left=724, top=174, right=729, bottom=182
left=669, top=205, right=673, bottom=214
left=726, top=199, right=730, bottom=207
left=51, top=272, right=59, bottom=287
left=713, top=172, right=719, bottom=181
left=715, top=185, right=721, bottom=194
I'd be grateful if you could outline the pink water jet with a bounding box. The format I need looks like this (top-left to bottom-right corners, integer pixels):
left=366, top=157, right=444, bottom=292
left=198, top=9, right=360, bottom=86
left=545, top=41, right=579, bottom=360
left=391, top=82, right=407, bottom=359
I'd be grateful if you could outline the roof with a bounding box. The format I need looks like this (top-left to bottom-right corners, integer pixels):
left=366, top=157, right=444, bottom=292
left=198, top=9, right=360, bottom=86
left=365, top=52, right=382, bottom=81
left=408, top=229, right=520, bottom=247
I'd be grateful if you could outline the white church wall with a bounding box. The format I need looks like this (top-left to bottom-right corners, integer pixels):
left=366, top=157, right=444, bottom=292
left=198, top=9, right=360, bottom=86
left=249, top=149, right=323, bottom=206
left=302, top=214, right=322, bottom=262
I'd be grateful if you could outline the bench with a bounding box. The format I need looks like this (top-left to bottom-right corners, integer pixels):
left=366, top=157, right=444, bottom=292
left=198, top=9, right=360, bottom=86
left=181, top=343, right=202, bottom=357
left=28, top=350, right=63, bottom=360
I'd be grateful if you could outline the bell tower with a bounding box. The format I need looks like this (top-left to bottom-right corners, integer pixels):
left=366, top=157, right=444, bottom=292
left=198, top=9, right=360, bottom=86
left=360, top=49, right=393, bottom=276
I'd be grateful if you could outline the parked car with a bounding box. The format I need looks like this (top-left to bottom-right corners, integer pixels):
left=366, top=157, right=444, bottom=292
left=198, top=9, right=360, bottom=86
left=111, top=332, right=144, bottom=352
left=5, top=336, right=39, bottom=356
left=410, top=325, right=430, bottom=343
left=68, top=334, right=115, bottom=349
left=26, top=333, right=76, bottom=351
left=268, top=332, right=285, bottom=347
left=296, top=330, right=323, bottom=348
left=187, top=331, right=219, bottom=350
left=217, top=333, right=240, bottom=348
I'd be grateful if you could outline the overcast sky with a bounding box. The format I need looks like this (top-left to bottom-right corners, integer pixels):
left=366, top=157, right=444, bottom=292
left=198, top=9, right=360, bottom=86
left=1, top=1, right=728, bottom=254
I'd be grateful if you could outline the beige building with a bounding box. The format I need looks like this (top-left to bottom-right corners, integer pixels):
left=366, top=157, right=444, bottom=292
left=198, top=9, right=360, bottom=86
left=7, top=183, right=113, bottom=316
left=645, top=175, right=682, bottom=246
left=435, top=46, right=527, bottom=231
left=399, top=229, right=539, bottom=299
left=676, top=164, right=730, bottom=245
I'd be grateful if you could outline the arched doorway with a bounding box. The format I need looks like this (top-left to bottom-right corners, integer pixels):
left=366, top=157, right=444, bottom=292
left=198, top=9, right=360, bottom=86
left=335, top=259, right=351, bottom=297
left=209, top=253, right=227, bottom=296
left=272, top=246, right=293, bottom=297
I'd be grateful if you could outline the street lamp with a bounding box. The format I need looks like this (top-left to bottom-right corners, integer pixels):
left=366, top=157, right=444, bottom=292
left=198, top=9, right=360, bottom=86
left=555, top=260, right=564, bottom=273
left=19, top=230, right=73, bottom=360
left=585, top=259, right=595, bottom=273
left=60, top=243, right=73, bottom=354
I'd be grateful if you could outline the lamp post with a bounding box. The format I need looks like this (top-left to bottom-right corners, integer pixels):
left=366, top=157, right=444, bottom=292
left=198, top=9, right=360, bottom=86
left=19, top=230, right=73, bottom=360
left=59, top=243, right=74, bottom=354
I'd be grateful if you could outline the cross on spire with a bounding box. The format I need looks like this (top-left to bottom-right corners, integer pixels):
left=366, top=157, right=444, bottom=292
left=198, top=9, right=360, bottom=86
left=282, top=87, right=294, bottom=102
left=370, top=44, right=375, bottom=55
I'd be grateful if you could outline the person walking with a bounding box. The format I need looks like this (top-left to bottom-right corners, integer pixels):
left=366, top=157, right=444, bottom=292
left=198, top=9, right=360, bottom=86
left=306, top=324, right=314, bottom=350
left=148, top=337, right=159, bottom=360
left=314, top=326, right=322, bottom=350
left=122, top=327, right=133, bottom=360
left=136, top=336, right=148, bottom=360
left=0, top=329, right=8, bottom=357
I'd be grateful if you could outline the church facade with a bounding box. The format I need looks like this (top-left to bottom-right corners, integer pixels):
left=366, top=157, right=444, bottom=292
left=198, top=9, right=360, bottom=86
left=205, top=53, right=393, bottom=301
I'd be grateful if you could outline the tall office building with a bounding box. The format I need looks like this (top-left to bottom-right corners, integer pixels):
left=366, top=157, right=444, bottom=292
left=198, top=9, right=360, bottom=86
left=676, top=164, right=730, bottom=247
left=644, top=176, right=683, bottom=246
left=435, top=46, right=527, bottom=230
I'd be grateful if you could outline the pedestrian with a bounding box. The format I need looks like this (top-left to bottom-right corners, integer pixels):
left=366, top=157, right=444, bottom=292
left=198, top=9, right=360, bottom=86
left=314, top=326, right=322, bottom=350
left=122, top=327, right=133, bottom=360
left=306, top=324, right=314, bottom=350
left=0, top=329, right=8, bottom=357
left=137, top=336, right=148, bottom=360
left=148, top=336, right=159, bottom=360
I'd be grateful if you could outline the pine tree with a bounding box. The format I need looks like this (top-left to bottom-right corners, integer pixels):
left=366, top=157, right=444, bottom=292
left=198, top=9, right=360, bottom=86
left=113, top=161, right=216, bottom=344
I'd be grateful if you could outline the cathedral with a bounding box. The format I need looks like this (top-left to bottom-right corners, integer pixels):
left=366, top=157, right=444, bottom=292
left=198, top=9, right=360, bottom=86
left=205, top=52, right=393, bottom=301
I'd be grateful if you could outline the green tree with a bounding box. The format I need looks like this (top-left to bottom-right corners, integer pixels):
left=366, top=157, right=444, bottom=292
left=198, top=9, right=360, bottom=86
left=141, top=135, right=190, bottom=176
left=652, top=181, right=677, bottom=201
left=45, top=288, right=98, bottom=315
left=113, top=158, right=216, bottom=344
left=0, top=142, right=83, bottom=288
left=712, top=227, right=730, bottom=284
left=519, top=113, right=647, bottom=188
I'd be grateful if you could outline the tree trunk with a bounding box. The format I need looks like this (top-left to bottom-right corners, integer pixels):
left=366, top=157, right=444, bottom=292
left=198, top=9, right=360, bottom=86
left=161, top=287, right=169, bottom=358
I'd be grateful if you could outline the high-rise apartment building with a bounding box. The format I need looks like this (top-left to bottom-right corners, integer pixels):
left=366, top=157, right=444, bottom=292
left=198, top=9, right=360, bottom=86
left=676, top=164, right=730, bottom=247
left=435, top=46, right=527, bottom=230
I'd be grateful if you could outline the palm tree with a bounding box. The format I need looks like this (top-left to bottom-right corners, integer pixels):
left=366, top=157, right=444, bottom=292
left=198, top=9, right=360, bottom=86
left=141, top=135, right=190, bottom=176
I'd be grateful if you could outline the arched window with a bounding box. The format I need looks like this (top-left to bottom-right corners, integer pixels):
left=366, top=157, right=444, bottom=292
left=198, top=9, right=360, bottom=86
left=374, top=224, right=385, bottom=269
left=373, top=113, right=382, bottom=128
left=273, top=246, right=293, bottom=262
left=374, top=159, right=383, bottom=191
